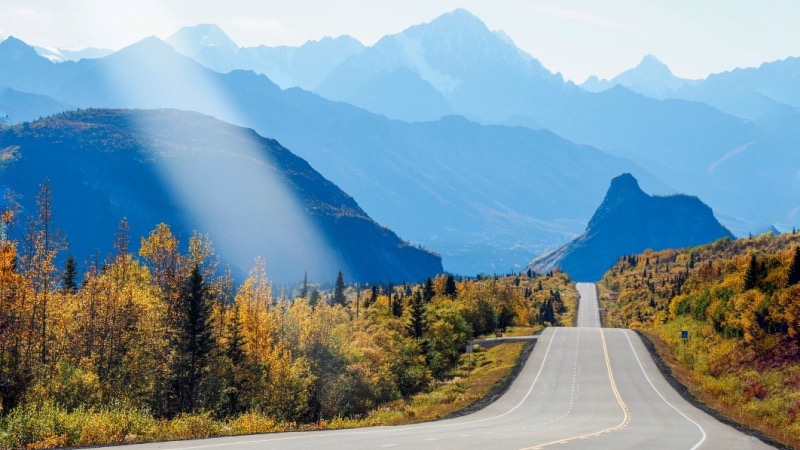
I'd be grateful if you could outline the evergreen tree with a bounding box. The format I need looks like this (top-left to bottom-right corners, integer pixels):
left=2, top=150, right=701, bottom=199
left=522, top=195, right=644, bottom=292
left=226, top=307, right=245, bottom=366
left=309, top=288, right=321, bottom=307
left=61, top=254, right=78, bottom=293
left=392, top=292, right=404, bottom=317
left=406, top=291, right=426, bottom=339
left=444, top=274, right=457, bottom=298
left=367, top=285, right=378, bottom=308
left=743, top=254, right=759, bottom=291
left=300, top=271, right=309, bottom=298
left=423, top=278, right=435, bottom=303
left=333, top=271, right=346, bottom=306
left=169, top=265, right=215, bottom=415
left=787, top=246, right=800, bottom=287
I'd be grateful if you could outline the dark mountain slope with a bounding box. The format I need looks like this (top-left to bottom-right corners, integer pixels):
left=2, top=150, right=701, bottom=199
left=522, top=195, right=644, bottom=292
left=529, top=174, right=733, bottom=281
left=0, top=109, right=442, bottom=283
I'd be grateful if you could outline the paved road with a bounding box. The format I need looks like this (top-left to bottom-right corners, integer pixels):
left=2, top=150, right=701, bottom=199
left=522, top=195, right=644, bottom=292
left=108, top=282, right=771, bottom=449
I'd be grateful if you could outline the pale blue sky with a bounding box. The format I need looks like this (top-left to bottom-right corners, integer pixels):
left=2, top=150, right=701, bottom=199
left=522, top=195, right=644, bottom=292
left=0, top=0, right=797, bottom=82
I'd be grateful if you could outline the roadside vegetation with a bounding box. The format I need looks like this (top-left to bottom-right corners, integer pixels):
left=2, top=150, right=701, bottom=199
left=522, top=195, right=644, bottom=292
left=0, top=184, right=575, bottom=449
left=600, top=231, right=800, bottom=448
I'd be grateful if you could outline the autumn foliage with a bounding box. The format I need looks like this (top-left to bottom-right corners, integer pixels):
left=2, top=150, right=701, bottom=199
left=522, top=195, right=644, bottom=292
left=600, top=232, right=800, bottom=445
left=0, top=184, right=575, bottom=449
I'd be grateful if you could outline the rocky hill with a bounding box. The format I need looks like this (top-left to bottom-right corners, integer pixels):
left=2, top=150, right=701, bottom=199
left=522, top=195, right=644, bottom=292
left=529, top=173, right=733, bottom=281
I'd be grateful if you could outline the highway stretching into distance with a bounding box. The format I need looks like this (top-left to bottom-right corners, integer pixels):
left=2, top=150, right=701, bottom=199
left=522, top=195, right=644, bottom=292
left=109, top=283, right=771, bottom=449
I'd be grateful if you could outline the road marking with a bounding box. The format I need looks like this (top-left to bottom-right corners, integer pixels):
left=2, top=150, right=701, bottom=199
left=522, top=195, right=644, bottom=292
left=114, top=329, right=562, bottom=450
left=622, top=330, right=707, bottom=449
left=380, top=445, right=397, bottom=448
left=519, top=328, right=630, bottom=450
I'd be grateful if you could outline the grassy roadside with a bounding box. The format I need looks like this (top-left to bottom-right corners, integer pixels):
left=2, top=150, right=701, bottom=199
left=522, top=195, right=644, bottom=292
left=0, top=342, right=530, bottom=449
left=638, top=330, right=796, bottom=450
left=359, top=341, right=530, bottom=425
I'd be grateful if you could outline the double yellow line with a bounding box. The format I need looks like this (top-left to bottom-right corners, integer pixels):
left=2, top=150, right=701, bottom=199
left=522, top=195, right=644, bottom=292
left=521, top=329, right=630, bottom=449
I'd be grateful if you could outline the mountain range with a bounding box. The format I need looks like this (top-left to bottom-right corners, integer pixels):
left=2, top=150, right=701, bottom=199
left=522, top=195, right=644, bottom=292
left=0, top=32, right=666, bottom=274
left=159, top=10, right=796, bottom=241
left=529, top=174, right=734, bottom=281
left=0, top=109, right=442, bottom=283
left=0, top=9, right=797, bottom=275
left=166, top=24, right=364, bottom=90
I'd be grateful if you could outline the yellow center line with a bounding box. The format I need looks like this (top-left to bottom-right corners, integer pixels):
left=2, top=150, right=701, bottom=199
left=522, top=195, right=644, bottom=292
left=519, top=329, right=630, bottom=450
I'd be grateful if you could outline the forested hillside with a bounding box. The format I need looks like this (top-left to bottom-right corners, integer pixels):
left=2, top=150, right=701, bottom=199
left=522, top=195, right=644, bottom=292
left=600, top=232, right=800, bottom=447
left=0, top=189, right=575, bottom=448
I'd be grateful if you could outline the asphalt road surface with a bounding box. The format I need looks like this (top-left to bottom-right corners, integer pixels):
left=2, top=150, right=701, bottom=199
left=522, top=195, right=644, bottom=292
left=108, top=282, right=771, bottom=449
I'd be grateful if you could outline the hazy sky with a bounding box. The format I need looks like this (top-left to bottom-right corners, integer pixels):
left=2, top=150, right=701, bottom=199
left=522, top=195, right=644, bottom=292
left=0, top=0, right=797, bottom=82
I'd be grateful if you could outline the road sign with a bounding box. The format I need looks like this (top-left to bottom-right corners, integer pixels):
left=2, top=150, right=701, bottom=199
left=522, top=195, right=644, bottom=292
left=681, top=330, right=688, bottom=340
left=466, top=342, right=473, bottom=354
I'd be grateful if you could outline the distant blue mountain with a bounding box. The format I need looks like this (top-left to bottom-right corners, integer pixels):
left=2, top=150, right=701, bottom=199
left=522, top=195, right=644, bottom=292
left=670, top=57, right=800, bottom=120
left=0, top=35, right=667, bottom=274
left=580, top=55, right=698, bottom=98
left=0, top=87, right=73, bottom=123
left=166, top=24, right=365, bottom=90
left=530, top=174, right=734, bottom=281
left=0, top=109, right=443, bottom=283
left=316, top=8, right=564, bottom=123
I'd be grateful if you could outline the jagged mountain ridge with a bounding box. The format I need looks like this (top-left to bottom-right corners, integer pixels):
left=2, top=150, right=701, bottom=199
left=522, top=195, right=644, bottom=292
left=529, top=174, right=734, bottom=281
left=0, top=34, right=669, bottom=274
left=580, top=55, right=698, bottom=98
left=0, top=109, right=442, bottom=283
left=166, top=24, right=365, bottom=90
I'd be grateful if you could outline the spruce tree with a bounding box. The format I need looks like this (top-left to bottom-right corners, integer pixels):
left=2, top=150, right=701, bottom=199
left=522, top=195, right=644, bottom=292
left=787, top=246, right=800, bottom=287
left=406, top=291, right=426, bottom=339
left=444, top=274, right=457, bottom=298
left=333, top=271, right=346, bottom=306
left=169, top=265, right=215, bottom=415
left=61, top=255, right=78, bottom=293
left=743, top=254, right=759, bottom=291
left=299, top=271, right=309, bottom=298
left=309, top=288, right=321, bottom=307
left=392, top=292, right=404, bottom=317
left=368, top=285, right=378, bottom=308
left=423, top=278, right=435, bottom=303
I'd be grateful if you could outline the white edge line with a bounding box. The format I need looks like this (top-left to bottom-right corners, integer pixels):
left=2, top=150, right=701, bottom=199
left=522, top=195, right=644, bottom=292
left=622, top=329, right=707, bottom=449
left=144, top=328, right=562, bottom=450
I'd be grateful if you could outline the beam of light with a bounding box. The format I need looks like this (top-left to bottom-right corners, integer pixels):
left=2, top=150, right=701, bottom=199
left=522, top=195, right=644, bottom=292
left=88, top=6, right=346, bottom=283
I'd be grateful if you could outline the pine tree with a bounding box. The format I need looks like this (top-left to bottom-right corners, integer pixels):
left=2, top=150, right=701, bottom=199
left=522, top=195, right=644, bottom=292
left=743, top=254, right=759, bottom=291
left=61, top=254, right=77, bottom=293
left=333, top=271, right=346, bottom=306
left=406, top=291, right=426, bottom=339
left=300, top=271, right=309, bottom=298
left=392, top=292, right=404, bottom=317
left=226, top=306, right=245, bottom=366
left=169, top=265, right=215, bottom=415
left=787, top=246, right=800, bottom=287
left=444, top=274, right=457, bottom=298
left=309, top=288, right=321, bottom=307
left=368, top=285, right=378, bottom=307
left=423, top=278, right=435, bottom=303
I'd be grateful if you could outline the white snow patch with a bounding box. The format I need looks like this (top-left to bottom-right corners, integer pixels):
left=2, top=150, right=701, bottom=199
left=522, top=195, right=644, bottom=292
left=393, top=33, right=461, bottom=93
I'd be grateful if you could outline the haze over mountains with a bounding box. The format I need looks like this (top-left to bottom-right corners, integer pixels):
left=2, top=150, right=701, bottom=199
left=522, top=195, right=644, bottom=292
left=0, top=109, right=442, bottom=283
left=0, top=8, right=797, bottom=276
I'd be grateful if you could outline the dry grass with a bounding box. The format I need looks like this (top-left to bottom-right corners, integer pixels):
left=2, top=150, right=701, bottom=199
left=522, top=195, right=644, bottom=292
left=643, top=330, right=799, bottom=449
